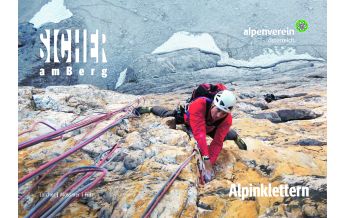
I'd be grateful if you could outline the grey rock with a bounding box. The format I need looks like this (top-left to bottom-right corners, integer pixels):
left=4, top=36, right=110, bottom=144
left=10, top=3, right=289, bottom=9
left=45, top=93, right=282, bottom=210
left=276, top=62, right=315, bottom=73
left=19, top=0, right=326, bottom=90
left=80, top=196, right=101, bottom=210
left=258, top=164, right=274, bottom=176
left=88, top=200, right=101, bottom=211
left=296, top=139, right=326, bottom=146
left=100, top=192, right=113, bottom=204
left=236, top=102, right=261, bottom=114
left=244, top=160, right=257, bottom=168
left=197, top=201, right=213, bottom=210
left=124, top=67, right=138, bottom=83
left=254, top=109, right=322, bottom=123
left=110, top=148, right=129, bottom=162
left=71, top=129, right=82, bottom=137
left=281, top=175, right=327, bottom=202
left=18, top=85, right=35, bottom=111
left=149, top=137, right=158, bottom=144
left=115, top=61, right=326, bottom=95
left=244, top=160, right=274, bottom=176
left=128, top=48, right=220, bottom=80
left=250, top=101, right=269, bottom=110
left=98, top=208, right=111, bottom=218
left=237, top=100, right=269, bottom=113
left=128, top=142, right=147, bottom=150
left=277, top=109, right=322, bottom=122
left=123, top=150, right=146, bottom=170
left=105, top=162, right=116, bottom=171
left=253, top=112, right=282, bottom=123
left=302, top=205, right=319, bottom=217
left=33, top=95, right=61, bottom=111
left=21, top=195, right=35, bottom=211
left=238, top=93, right=256, bottom=99
left=116, top=129, right=126, bottom=137
left=18, top=21, right=82, bottom=87
left=307, top=71, right=327, bottom=78
left=144, top=148, right=156, bottom=159
left=112, top=162, right=127, bottom=175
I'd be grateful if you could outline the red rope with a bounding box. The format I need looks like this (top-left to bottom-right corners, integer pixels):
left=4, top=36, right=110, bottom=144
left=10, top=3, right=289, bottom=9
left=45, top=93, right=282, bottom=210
left=142, top=151, right=196, bottom=218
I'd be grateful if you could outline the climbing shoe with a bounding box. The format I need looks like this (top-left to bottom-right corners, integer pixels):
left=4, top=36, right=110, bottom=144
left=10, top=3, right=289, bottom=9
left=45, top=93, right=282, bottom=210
left=134, top=107, right=152, bottom=115
left=234, top=136, right=247, bottom=150
left=165, top=118, right=176, bottom=129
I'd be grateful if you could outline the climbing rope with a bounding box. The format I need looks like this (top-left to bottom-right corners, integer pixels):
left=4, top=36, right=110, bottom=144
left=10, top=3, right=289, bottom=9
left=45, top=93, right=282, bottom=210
left=185, top=128, right=206, bottom=185
left=19, top=99, right=141, bottom=187
left=25, top=144, right=120, bottom=218
left=141, top=126, right=212, bottom=217
left=24, top=166, right=107, bottom=218
left=18, top=164, right=58, bottom=202
left=18, top=121, right=63, bottom=142
left=18, top=98, right=142, bottom=150
left=141, top=151, right=196, bottom=218
left=19, top=97, right=209, bottom=217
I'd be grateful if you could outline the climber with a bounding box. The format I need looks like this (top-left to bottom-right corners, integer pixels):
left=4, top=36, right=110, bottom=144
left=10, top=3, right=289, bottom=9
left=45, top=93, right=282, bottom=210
left=136, top=84, right=247, bottom=182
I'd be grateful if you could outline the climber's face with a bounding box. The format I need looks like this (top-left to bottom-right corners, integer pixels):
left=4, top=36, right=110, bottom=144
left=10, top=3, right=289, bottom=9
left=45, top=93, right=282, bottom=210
left=210, top=105, right=228, bottom=120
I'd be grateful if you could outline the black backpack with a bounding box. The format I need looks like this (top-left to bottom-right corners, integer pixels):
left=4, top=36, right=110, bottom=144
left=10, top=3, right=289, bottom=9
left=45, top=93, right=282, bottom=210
left=186, top=83, right=227, bottom=103
left=175, top=83, right=228, bottom=125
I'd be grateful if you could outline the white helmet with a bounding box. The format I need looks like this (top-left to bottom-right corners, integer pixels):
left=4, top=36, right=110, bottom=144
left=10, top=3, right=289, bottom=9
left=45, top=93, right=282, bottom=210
left=214, top=90, right=236, bottom=113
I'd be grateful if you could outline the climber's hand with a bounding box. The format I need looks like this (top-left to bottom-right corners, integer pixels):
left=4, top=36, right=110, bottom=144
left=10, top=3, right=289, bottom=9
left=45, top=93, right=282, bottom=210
left=203, top=160, right=215, bottom=183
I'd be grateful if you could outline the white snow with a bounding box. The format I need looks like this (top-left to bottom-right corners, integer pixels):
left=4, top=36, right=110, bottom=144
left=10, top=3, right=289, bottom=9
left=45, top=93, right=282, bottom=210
left=152, top=31, right=324, bottom=68
left=115, top=68, right=127, bottom=89
left=30, top=0, right=73, bottom=28
left=152, top=31, right=223, bottom=56
left=218, top=47, right=324, bottom=68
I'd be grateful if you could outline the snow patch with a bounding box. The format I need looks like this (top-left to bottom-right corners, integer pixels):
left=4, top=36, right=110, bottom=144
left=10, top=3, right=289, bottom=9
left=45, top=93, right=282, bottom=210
left=218, top=47, right=324, bottom=68
left=152, top=31, right=222, bottom=56
left=30, top=0, right=73, bottom=28
left=152, top=31, right=324, bottom=68
left=115, top=68, right=127, bottom=89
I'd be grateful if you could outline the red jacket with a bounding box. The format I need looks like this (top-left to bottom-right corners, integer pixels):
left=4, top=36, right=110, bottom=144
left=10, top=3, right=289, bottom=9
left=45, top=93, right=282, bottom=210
left=184, top=98, right=232, bottom=165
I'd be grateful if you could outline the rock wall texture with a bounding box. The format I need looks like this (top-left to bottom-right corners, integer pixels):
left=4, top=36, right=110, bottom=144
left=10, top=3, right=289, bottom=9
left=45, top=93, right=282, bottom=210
left=18, top=0, right=326, bottom=89
left=19, top=60, right=326, bottom=217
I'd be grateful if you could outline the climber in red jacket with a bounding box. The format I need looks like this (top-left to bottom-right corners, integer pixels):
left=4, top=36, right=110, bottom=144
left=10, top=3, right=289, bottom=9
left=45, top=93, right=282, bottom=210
left=186, top=93, right=233, bottom=162
left=136, top=88, right=247, bottom=182
left=183, top=90, right=235, bottom=181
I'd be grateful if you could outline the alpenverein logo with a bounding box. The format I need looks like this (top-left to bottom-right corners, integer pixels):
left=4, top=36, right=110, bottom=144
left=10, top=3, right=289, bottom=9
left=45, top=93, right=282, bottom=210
left=295, top=19, right=309, bottom=32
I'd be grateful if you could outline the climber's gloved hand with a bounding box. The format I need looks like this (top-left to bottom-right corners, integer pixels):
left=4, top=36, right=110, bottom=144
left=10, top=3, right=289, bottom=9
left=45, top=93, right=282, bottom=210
left=203, top=159, right=215, bottom=183
left=203, top=170, right=215, bottom=183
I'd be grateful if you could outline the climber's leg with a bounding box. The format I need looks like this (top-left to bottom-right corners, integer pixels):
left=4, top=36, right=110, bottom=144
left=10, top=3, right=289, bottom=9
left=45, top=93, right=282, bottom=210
left=224, top=129, right=238, bottom=140
left=151, top=106, right=176, bottom=117
left=224, top=129, right=247, bottom=150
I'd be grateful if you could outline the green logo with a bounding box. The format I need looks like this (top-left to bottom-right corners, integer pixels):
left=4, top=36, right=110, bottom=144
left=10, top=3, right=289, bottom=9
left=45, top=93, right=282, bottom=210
left=295, top=19, right=309, bottom=32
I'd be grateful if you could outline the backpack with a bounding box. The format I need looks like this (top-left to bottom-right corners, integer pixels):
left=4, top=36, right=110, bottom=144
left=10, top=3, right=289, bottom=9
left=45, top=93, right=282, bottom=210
left=176, top=83, right=228, bottom=125
left=186, top=83, right=227, bottom=103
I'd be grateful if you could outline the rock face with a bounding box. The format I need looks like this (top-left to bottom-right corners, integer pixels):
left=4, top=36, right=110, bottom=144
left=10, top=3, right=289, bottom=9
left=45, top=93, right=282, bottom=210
left=18, top=21, right=82, bottom=87
left=130, top=49, right=220, bottom=80
left=19, top=0, right=326, bottom=89
left=253, top=109, right=322, bottom=123
left=18, top=58, right=327, bottom=218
